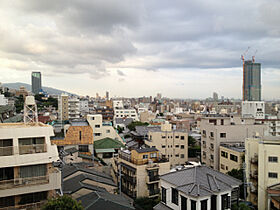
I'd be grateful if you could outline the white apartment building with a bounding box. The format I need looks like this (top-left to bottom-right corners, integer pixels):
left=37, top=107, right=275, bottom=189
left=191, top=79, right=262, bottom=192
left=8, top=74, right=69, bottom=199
left=87, top=114, right=124, bottom=143
left=245, top=136, right=280, bottom=210
left=0, top=122, right=61, bottom=209
left=0, top=94, right=8, bottom=106
left=200, top=115, right=267, bottom=170
left=256, top=116, right=280, bottom=137
left=242, top=101, right=265, bottom=119
left=113, top=100, right=124, bottom=109
left=114, top=108, right=139, bottom=121
left=68, top=97, right=80, bottom=120
left=145, top=121, right=188, bottom=167
left=79, top=99, right=89, bottom=116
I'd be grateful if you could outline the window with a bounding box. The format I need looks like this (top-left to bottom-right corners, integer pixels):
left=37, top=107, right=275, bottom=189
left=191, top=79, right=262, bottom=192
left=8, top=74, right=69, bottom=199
left=91, top=117, right=95, bottom=120
left=106, top=130, right=110, bottom=133
left=0, top=196, right=15, bottom=208
left=19, top=191, right=47, bottom=205
left=210, top=143, right=214, bottom=149
left=175, top=145, right=179, bottom=148
left=143, top=154, right=148, bottom=159
left=220, top=133, right=226, bottom=138
left=79, top=131, right=82, bottom=140
left=269, top=172, right=278, bottom=178
left=181, top=154, right=185, bottom=158
left=0, top=139, right=13, bottom=156
left=230, top=154, right=238, bottom=162
left=181, top=196, right=187, bottom=210
left=150, top=153, right=157, bottom=158
left=94, top=133, right=101, bottom=136
left=181, top=136, right=185, bottom=140
left=162, top=145, right=166, bottom=148
left=95, top=124, right=100, bottom=128
left=171, top=188, right=178, bottom=205
left=162, top=136, right=166, bottom=139
left=161, top=187, right=166, bottom=203
left=202, top=130, right=206, bottom=135
left=0, top=167, right=14, bottom=181
left=20, top=164, right=46, bottom=178
left=191, top=200, right=196, bottom=210
left=221, top=151, right=228, bottom=158
left=221, top=119, right=224, bottom=125
left=210, top=155, right=214, bottom=160
left=201, top=199, right=208, bottom=210
left=221, top=194, right=230, bottom=210
left=269, top=156, right=278, bottom=163
left=175, top=136, right=179, bottom=138
left=221, top=164, right=225, bottom=170
left=79, top=145, right=89, bottom=152
left=210, top=132, right=214, bottom=137
left=211, top=195, right=217, bottom=210
left=175, top=154, right=179, bottom=157
left=181, top=145, right=184, bottom=149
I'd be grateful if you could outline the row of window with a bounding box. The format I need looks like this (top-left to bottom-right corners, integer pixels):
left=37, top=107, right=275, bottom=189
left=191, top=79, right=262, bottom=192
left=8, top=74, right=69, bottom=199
left=202, top=130, right=227, bottom=138
left=161, top=145, right=185, bottom=149
left=220, top=151, right=238, bottom=162
left=162, top=136, right=185, bottom=140
left=115, top=114, right=136, bottom=117
left=143, top=153, right=157, bottom=159
left=165, top=154, right=184, bottom=158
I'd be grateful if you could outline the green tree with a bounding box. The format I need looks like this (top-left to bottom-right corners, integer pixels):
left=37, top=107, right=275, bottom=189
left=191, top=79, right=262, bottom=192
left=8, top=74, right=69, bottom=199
left=42, top=195, right=83, bottom=210
left=227, top=168, right=246, bottom=199
left=188, top=136, right=196, bottom=146
left=127, top=121, right=149, bottom=131
left=231, top=203, right=251, bottom=210
left=15, top=95, right=24, bottom=113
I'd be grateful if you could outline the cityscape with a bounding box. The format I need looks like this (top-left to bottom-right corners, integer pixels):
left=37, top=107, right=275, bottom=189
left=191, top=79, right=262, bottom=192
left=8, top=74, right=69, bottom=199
left=0, top=1, right=280, bottom=210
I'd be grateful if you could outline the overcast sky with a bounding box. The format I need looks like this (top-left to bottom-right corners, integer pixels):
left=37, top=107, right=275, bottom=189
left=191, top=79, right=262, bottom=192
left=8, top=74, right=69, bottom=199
left=0, top=0, right=279, bottom=99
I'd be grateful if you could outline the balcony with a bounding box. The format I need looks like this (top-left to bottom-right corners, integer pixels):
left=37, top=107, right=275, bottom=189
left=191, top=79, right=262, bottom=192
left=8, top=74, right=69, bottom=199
left=0, top=146, right=13, bottom=156
left=0, top=175, right=49, bottom=190
left=149, top=188, right=160, bottom=197
left=19, top=144, right=47, bottom=155
left=0, top=200, right=47, bottom=210
left=147, top=175, right=159, bottom=183
left=122, top=174, right=136, bottom=184
left=122, top=186, right=136, bottom=198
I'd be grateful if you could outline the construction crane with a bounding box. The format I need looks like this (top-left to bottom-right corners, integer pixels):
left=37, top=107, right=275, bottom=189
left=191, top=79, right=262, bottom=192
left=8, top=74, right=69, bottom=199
left=252, top=49, right=258, bottom=63
left=241, top=47, right=250, bottom=101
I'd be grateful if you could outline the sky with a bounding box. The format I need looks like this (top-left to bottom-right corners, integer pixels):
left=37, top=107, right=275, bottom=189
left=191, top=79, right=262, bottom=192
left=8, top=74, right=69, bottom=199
left=0, top=0, right=279, bottom=99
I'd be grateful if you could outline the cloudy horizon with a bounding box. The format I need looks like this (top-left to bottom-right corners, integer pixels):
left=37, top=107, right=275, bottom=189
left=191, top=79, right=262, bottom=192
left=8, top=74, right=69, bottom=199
left=0, top=0, right=279, bottom=99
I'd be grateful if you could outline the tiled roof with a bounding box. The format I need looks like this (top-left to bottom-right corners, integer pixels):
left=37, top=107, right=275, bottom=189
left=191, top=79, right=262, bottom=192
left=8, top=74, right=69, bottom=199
left=160, top=165, right=241, bottom=197
left=94, top=138, right=124, bottom=149
left=135, top=147, right=158, bottom=153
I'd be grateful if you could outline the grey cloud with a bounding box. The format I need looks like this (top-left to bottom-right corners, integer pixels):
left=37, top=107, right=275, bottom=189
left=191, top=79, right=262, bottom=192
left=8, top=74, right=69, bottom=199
left=117, top=70, right=126, bottom=77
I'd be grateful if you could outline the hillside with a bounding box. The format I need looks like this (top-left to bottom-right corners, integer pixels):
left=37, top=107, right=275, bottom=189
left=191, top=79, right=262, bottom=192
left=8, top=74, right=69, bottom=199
left=3, top=82, right=76, bottom=96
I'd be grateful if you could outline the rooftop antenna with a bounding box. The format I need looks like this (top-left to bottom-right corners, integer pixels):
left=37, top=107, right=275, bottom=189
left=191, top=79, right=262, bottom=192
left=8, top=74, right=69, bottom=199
left=24, top=96, right=38, bottom=124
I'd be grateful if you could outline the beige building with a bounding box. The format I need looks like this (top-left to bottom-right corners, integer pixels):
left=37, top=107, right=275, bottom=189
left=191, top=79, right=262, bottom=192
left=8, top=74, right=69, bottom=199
left=200, top=115, right=267, bottom=170
left=145, top=121, right=188, bottom=167
left=245, top=136, right=280, bottom=210
left=111, top=148, right=170, bottom=199
left=0, top=122, right=61, bottom=209
left=87, top=114, right=124, bottom=143
left=139, top=111, right=156, bottom=123
left=219, top=142, right=245, bottom=174
left=58, top=93, right=69, bottom=121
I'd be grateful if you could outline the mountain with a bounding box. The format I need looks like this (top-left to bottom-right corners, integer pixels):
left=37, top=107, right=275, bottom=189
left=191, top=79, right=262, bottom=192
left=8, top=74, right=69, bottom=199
left=3, top=82, right=76, bottom=96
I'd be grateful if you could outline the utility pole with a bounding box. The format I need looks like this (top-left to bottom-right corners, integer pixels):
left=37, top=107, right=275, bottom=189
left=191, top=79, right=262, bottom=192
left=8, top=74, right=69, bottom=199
left=243, top=162, right=247, bottom=201
left=119, top=164, right=122, bottom=194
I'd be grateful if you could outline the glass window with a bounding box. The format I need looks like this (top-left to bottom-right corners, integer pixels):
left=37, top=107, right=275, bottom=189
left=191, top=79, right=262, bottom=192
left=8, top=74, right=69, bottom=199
left=181, top=196, right=187, bottom=210
left=268, top=156, right=278, bottom=163
left=180, top=136, right=185, bottom=140
left=191, top=200, right=196, bottom=210
left=161, top=187, right=166, bottom=203
left=143, top=154, right=148, bottom=159
left=79, top=145, right=89, bottom=152
left=268, top=172, right=278, bottom=178
left=20, top=164, right=46, bottom=178
left=181, top=154, right=185, bottom=158
left=230, top=154, right=238, bottom=162
left=201, top=199, right=208, bottom=210
left=0, top=196, right=15, bottom=208
left=0, top=167, right=14, bottom=181
left=181, top=145, right=184, bottom=149
left=171, top=188, right=178, bottom=205
left=221, top=151, right=228, bottom=158
left=150, top=153, right=157, bottom=158
left=220, top=133, right=226, bottom=138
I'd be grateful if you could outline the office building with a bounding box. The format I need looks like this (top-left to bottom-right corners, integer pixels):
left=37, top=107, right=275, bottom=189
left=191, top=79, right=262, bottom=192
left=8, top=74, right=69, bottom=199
left=213, top=92, right=218, bottom=101
left=0, top=122, right=61, bottom=209
left=145, top=121, right=188, bottom=167
left=112, top=148, right=170, bottom=199
left=200, top=115, right=267, bottom=170
left=245, top=136, right=280, bottom=209
left=31, top=72, right=42, bottom=94
left=243, top=60, right=261, bottom=101
left=155, top=165, right=241, bottom=210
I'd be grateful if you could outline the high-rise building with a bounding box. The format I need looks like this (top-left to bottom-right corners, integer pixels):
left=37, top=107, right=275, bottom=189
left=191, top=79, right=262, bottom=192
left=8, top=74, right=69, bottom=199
left=31, top=72, right=42, bottom=94
left=213, top=92, right=218, bottom=101
left=243, top=60, right=261, bottom=101
left=106, top=91, right=109, bottom=100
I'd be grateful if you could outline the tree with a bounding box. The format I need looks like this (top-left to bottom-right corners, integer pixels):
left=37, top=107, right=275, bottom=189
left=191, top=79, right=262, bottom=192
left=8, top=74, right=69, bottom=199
left=227, top=168, right=246, bottom=199
left=188, top=136, right=196, bottom=146
left=231, top=203, right=251, bottom=210
left=127, top=121, right=149, bottom=131
left=42, top=195, right=84, bottom=210
left=134, top=197, right=160, bottom=210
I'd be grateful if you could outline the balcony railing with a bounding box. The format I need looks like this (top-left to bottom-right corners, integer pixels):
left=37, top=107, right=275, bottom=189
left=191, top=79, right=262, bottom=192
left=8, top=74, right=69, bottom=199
left=0, top=200, right=47, bottom=210
left=0, top=175, right=49, bottom=190
left=19, top=144, right=47, bottom=155
left=122, top=186, right=136, bottom=198
left=149, top=188, right=160, bottom=196
left=122, top=174, right=136, bottom=184
left=0, top=146, right=13, bottom=156
left=147, top=175, right=160, bottom=183
left=119, top=153, right=168, bottom=165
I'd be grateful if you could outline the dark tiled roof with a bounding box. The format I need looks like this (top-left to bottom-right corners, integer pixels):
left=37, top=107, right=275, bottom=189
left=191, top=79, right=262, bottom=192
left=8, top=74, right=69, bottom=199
left=160, top=165, right=241, bottom=197
left=115, top=118, right=133, bottom=126
left=135, top=147, right=158, bottom=153
left=64, top=147, right=78, bottom=154
left=153, top=202, right=173, bottom=210
left=77, top=191, right=135, bottom=210
left=94, top=138, right=124, bottom=149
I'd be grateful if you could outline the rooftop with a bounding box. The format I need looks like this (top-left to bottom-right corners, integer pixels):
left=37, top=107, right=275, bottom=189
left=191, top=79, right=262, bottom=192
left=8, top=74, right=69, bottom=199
left=135, top=147, right=158, bottom=153
left=94, top=138, right=124, bottom=150
left=220, top=142, right=245, bottom=153
left=161, top=165, right=241, bottom=197
left=0, top=122, right=50, bottom=128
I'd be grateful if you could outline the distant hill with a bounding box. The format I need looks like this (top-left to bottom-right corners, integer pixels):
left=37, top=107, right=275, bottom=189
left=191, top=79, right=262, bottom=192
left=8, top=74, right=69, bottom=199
left=3, top=82, right=76, bottom=96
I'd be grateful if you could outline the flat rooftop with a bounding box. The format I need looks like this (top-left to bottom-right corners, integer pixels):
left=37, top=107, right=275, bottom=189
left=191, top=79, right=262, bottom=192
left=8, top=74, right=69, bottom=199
left=0, top=122, right=50, bottom=128
left=220, top=142, right=245, bottom=153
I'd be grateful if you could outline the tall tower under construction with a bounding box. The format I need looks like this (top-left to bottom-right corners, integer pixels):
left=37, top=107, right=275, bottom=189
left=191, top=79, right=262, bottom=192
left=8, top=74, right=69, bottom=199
left=243, top=60, right=261, bottom=101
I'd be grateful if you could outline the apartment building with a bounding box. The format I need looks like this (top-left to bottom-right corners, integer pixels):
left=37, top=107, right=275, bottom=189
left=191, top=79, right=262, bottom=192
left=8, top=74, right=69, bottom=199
left=256, top=116, right=280, bottom=137
left=145, top=121, right=188, bottom=167
left=242, top=101, right=265, bottom=119
left=87, top=114, right=123, bottom=143
left=94, top=107, right=114, bottom=121
left=0, top=122, right=61, bottom=209
left=155, top=165, right=241, bottom=210
left=245, top=136, right=280, bottom=209
left=219, top=142, right=245, bottom=174
left=200, top=115, right=266, bottom=170
left=58, top=93, right=69, bottom=121
left=68, top=97, right=80, bottom=120
left=114, top=108, right=139, bottom=121
left=111, top=148, right=170, bottom=199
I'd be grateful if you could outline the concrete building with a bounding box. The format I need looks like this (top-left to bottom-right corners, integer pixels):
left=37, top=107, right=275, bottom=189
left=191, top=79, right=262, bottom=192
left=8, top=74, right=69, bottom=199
left=68, top=97, right=80, bottom=120
left=243, top=60, right=261, bottom=101
left=113, top=100, right=124, bottom=109
left=256, top=116, right=280, bottom=137
left=200, top=115, right=267, bottom=170
left=87, top=114, right=123, bottom=143
left=0, top=122, right=61, bottom=209
left=31, top=72, right=42, bottom=94
left=114, top=108, right=139, bottom=121
left=213, top=92, right=218, bottom=101
left=242, top=101, right=265, bottom=119
left=145, top=121, right=188, bottom=167
left=58, top=94, right=69, bottom=121
left=219, top=142, right=245, bottom=174
left=111, top=148, right=170, bottom=199
left=139, top=111, right=156, bottom=123
left=79, top=99, right=89, bottom=116
left=245, top=136, right=280, bottom=209
left=155, top=165, right=241, bottom=210
left=0, top=94, right=8, bottom=106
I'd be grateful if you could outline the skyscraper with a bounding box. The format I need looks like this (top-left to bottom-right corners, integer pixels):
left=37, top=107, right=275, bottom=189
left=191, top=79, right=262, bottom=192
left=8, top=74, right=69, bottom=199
left=243, top=60, right=261, bottom=101
left=31, top=71, right=42, bottom=94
